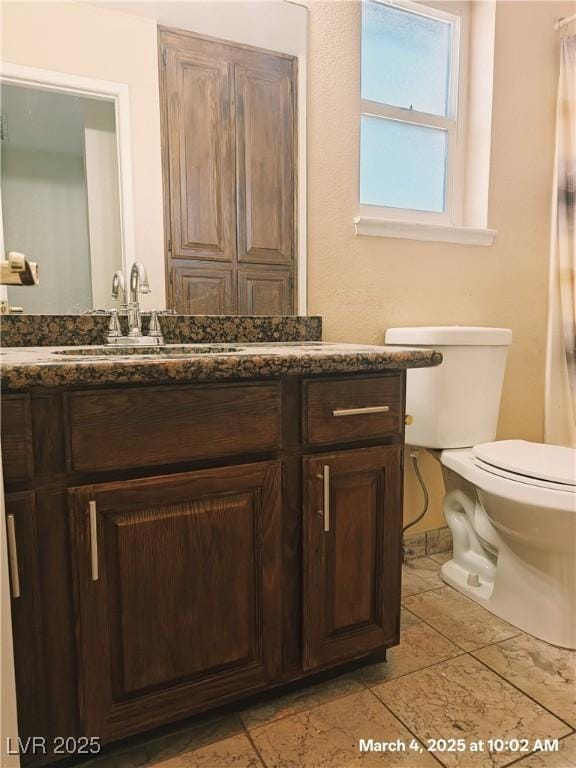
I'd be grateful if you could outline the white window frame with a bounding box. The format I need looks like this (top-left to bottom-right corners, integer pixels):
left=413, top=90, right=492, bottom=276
left=359, top=0, right=469, bottom=226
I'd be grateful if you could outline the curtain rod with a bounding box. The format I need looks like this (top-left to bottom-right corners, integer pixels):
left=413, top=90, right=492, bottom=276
left=555, top=13, right=576, bottom=30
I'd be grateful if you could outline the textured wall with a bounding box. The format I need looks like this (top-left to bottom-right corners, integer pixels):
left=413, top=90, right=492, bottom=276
left=307, top=0, right=572, bottom=531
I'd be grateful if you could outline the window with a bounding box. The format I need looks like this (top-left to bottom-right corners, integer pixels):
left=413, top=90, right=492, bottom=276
left=360, top=0, right=467, bottom=225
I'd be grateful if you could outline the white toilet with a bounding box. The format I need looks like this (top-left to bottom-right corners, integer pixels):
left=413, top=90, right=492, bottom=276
left=385, top=326, right=576, bottom=649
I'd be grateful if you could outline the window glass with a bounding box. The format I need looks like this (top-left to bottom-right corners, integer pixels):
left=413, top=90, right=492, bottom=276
left=360, top=115, right=447, bottom=212
left=361, top=1, right=452, bottom=117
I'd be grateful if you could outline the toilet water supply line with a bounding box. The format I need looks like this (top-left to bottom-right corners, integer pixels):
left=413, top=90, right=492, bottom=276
left=403, top=449, right=430, bottom=535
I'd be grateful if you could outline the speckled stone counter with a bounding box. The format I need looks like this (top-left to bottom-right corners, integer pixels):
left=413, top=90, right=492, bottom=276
left=0, top=314, right=322, bottom=347
left=0, top=342, right=442, bottom=390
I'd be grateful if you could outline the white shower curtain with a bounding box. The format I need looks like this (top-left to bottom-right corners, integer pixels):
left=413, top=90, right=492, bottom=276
left=545, top=33, right=576, bottom=448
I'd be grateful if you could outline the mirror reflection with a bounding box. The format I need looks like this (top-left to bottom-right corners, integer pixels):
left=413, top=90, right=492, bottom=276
left=1, top=84, right=123, bottom=313
left=0, top=0, right=307, bottom=316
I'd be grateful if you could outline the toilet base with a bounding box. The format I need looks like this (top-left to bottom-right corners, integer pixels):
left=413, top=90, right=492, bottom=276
left=439, top=555, right=576, bottom=650
left=439, top=482, right=576, bottom=650
left=439, top=558, right=494, bottom=604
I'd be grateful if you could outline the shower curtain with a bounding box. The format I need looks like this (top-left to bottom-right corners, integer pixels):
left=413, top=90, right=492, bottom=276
left=545, top=33, right=576, bottom=448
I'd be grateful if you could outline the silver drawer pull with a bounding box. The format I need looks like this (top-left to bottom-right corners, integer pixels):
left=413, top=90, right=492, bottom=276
left=332, top=405, right=390, bottom=417
left=89, top=501, right=99, bottom=582
left=316, top=465, right=330, bottom=533
left=6, top=515, right=20, bottom=599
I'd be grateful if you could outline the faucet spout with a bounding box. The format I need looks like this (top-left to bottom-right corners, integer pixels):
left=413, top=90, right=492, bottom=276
left=127, top=261, right=150, bottom=337
left=129, top=261, right=150, bottom=302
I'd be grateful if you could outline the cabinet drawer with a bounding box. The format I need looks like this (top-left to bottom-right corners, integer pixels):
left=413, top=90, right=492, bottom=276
left=67, top=382, right=281, bottom=472
left=303, top=375, right=404, bottom=446
left=1, top=395, right=34, bottom=482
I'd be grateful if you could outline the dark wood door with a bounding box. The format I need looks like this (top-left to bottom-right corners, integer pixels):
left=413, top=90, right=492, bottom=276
left=164, top=45, right=236, bottom=266
left=160, top=29, right=297, bottom=315
left=303, top=446, right=403, bottom=670
left=69, top=461, right=282, bottom=741
left=5, top=492, right=48, bottom=741
left=235, top=60, right=294, bottom=266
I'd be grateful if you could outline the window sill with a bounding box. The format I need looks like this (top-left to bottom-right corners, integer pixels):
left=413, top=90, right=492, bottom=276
left=353, top=216, right=497, bottom=246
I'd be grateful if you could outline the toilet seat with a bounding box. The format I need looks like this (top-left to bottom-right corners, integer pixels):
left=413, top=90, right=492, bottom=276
left=473, top=440, right=576, bottom=492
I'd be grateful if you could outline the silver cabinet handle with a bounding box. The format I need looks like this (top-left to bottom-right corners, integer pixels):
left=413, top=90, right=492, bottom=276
left=6, top=515, right=20, bottom=599
left=89, top=501, right=99, bottom=582
left=316, top=465, right=330, bottom=533
left=332, top=406, right=390, bottom=417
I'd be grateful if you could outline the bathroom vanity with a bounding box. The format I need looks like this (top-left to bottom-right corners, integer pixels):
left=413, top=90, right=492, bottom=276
left=1, top=322, right=440, bottom=765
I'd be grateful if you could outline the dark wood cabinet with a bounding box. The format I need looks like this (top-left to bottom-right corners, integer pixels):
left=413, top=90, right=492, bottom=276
left=1, top=372, right=405, bottom=763
left=69, top=461, right=282, bottom=740
left=303, top=446, right=403, bottom=670
left=160, top=29, right=296, bottom=315
left=4, top=493, right=47, bottom=738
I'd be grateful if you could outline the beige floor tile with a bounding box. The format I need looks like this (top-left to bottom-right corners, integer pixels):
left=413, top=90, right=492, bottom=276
left=514, top=733, right=576, bottom=767
left=430, top=552, right=452, bottom=565
left=250, top=688, right=437, bottom=767
left=403, top=586, right=521, bottom=651
left=373, top=655, right=571, bottom=768
left=240, top=671, right=364, bottom=730
left=473, top=634, right=576, bottom=727
left=401, top=557, right=444, bottom=598
left=153, top=734, right=262, bottom=768
left=84, top=715, right=243, bottom=768
left=358, top=609, right=461, bottom=685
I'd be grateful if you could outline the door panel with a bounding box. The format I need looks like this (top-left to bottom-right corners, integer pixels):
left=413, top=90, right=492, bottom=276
left=303, top=446, right=402, bottom=669
left=236, top=62, right=294, bottom=265
left=69, top=461, right=282, bottom=741
left=172, top=261, right=235, bottom=315
left=165, top=48, right=236, bottom=262
left=238, top=266, right=292, bottom=315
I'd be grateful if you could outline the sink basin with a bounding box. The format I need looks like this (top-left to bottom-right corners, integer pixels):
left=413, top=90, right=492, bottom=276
left=54, top=344, right=243, bottom=357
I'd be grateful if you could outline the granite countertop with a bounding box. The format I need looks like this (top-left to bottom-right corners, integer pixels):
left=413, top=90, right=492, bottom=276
left=0, top=342, right=442, bottom=390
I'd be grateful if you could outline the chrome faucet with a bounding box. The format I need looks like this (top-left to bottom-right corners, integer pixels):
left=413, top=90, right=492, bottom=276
left=127, top=261, right=150, bottom=337
left=107, top=262, right=164, bottom=346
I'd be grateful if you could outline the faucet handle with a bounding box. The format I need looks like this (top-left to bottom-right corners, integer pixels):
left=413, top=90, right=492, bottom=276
left=107, top=309, right=122, bottom=340
left=148, top=309, right=163, bottom=340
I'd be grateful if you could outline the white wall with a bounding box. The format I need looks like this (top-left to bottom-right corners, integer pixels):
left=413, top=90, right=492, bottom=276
left=2, top=85, right=93, bottom=313
left=83, top=99, right=123, bottom=310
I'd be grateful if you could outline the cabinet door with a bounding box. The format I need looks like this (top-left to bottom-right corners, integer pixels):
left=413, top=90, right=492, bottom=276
left=238, top=266, right=293, bottom=315
left=172, top=261, right=236, bottom=315
left=5, top=493, right=48, bottom=741
left=69, top=462, right=282, bottom=741
left=235, top=59, right=295, bottom=266
left=303, top=446, right=402, bottom=670
left=164, top=46, right=236, bottom=265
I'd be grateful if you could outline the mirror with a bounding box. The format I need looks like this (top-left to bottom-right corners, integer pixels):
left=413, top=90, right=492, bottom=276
left=0, top=83, right=123, bottom=313
left=0, top=0, right=307, bottom=315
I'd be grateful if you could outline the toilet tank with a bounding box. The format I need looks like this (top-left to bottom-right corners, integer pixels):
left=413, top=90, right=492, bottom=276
left=384, top=326, right=512, bottom=449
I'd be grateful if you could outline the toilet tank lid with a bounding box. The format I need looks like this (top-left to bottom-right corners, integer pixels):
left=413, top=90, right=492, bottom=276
left=385, top=326, right=512, bottom=346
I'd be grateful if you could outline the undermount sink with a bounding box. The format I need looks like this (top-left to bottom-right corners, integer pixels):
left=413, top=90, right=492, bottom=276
left=54, top=344, right=243, bottom=356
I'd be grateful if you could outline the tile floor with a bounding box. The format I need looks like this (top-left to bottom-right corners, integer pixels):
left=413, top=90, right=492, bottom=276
left=84, top=555, right=575, bottom=768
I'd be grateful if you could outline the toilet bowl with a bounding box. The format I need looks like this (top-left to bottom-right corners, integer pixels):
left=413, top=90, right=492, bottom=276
left=385, top=326, right=576, bottom=649
left=441, top=440, right=576, bottom=649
